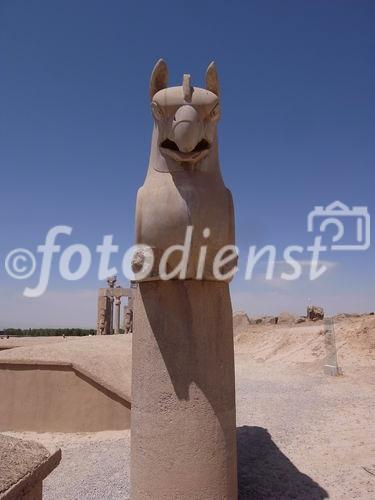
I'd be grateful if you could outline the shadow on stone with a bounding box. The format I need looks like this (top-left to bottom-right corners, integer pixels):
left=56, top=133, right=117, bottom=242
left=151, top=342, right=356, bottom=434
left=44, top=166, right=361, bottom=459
left=237, top=426, right=328, bottom=499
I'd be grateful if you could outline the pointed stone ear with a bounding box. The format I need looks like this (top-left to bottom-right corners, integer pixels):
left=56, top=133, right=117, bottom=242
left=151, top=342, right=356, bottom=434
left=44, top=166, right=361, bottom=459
left=205, top=61, right=220, bottom=96
left=150, top=59, right=168, bottom=99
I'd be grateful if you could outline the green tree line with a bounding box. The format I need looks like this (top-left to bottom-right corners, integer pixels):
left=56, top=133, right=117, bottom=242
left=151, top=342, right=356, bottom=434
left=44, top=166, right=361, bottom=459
left=2, top=328, right=96, bottom=337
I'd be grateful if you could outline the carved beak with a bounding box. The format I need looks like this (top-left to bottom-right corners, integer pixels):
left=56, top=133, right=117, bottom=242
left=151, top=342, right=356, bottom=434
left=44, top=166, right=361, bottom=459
left=173, top=105, right=202, bottom=153
left=160, top=105, right=210, bottom=163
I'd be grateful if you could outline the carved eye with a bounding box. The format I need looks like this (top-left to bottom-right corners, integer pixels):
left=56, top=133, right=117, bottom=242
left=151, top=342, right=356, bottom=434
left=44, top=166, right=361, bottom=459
left=210, top=103, right=220, bottom=121
left=151, top=102, right=164, bottom=120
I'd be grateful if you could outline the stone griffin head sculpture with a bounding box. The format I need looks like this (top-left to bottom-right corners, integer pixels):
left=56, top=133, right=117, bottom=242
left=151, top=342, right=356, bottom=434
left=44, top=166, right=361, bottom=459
left=133, top=59, right=236, bottom=281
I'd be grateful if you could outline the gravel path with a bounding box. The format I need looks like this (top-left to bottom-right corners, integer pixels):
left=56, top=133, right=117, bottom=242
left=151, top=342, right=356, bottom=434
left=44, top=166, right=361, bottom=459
left=43, top=432, right=131, bottom=500
left=7, top=358, right=374, bottom=499
left=235, top=360, right=375, bottom=499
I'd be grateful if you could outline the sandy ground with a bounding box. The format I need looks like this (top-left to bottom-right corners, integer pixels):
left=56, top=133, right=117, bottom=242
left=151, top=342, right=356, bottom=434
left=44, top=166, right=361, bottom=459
left=0, top=336, right=70, bottom=350
left=3, top=315, right=375, bottom=499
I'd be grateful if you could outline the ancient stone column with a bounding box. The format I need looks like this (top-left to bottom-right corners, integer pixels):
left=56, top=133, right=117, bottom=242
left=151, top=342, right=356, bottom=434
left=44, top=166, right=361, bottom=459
left=123, top=305, right=133, bottom=334
left=107, top=276, right=117, bottom=335
left=114, top=296, right=121, bottom=334
left=130, top=60, right=237, bottom=499
left=96, top=289, right=110, bottom=335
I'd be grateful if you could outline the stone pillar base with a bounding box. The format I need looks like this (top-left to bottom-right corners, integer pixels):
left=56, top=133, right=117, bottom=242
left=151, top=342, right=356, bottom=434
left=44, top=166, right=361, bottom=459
left=131, top=280, right=237, bottom=500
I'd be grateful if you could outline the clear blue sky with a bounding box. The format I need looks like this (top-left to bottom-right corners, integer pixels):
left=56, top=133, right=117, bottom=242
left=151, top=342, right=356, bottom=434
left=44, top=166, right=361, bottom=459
left=0, top=1, right=374, bottom=327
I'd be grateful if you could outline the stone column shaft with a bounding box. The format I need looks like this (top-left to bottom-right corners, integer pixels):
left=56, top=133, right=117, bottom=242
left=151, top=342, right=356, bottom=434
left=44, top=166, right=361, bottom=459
left=114, top=297, right=121, bottom=334
left=131, top=281, right=237, bottom=499
left=97, top=290, right=110, bottom=335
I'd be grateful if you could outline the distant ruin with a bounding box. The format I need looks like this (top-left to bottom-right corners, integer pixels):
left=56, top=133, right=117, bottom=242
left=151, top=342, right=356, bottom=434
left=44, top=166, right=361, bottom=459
left=96, top=276, right=134, bottom=335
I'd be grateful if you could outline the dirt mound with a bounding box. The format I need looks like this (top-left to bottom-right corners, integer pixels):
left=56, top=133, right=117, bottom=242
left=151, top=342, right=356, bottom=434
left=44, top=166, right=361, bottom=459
left=234, top=315, right=375, bottom=366
left=335, top=316, right=375, bottom=364
left=277, top=312, right=296, bottom=324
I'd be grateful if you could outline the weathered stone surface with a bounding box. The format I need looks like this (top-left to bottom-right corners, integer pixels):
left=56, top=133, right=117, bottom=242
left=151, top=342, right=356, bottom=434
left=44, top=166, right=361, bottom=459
left=0, top=337, right=132, bottom=432
left=233, top=311, right=251, bottom=336
left=97, top=285, right=132, bottom=335
left=0, top=336, right=132, bottom=403
left=131, top=281, right=237, bottom=499
left=133, top=59, right=236, bottom=282
left=97, top=292, right=111, bottom=335
left=296, top=316, right=307, bottom=324
left=307, top=305, right=324, bottom=321
left=130, top=60, right=237, bottom=499
left=0, top=364, right=130, bottom=433
left=123, top=306, right=133, bottom=334
left=0, top=435, right=60, bottom=500
left=251, top=316, right=278, bottom=325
